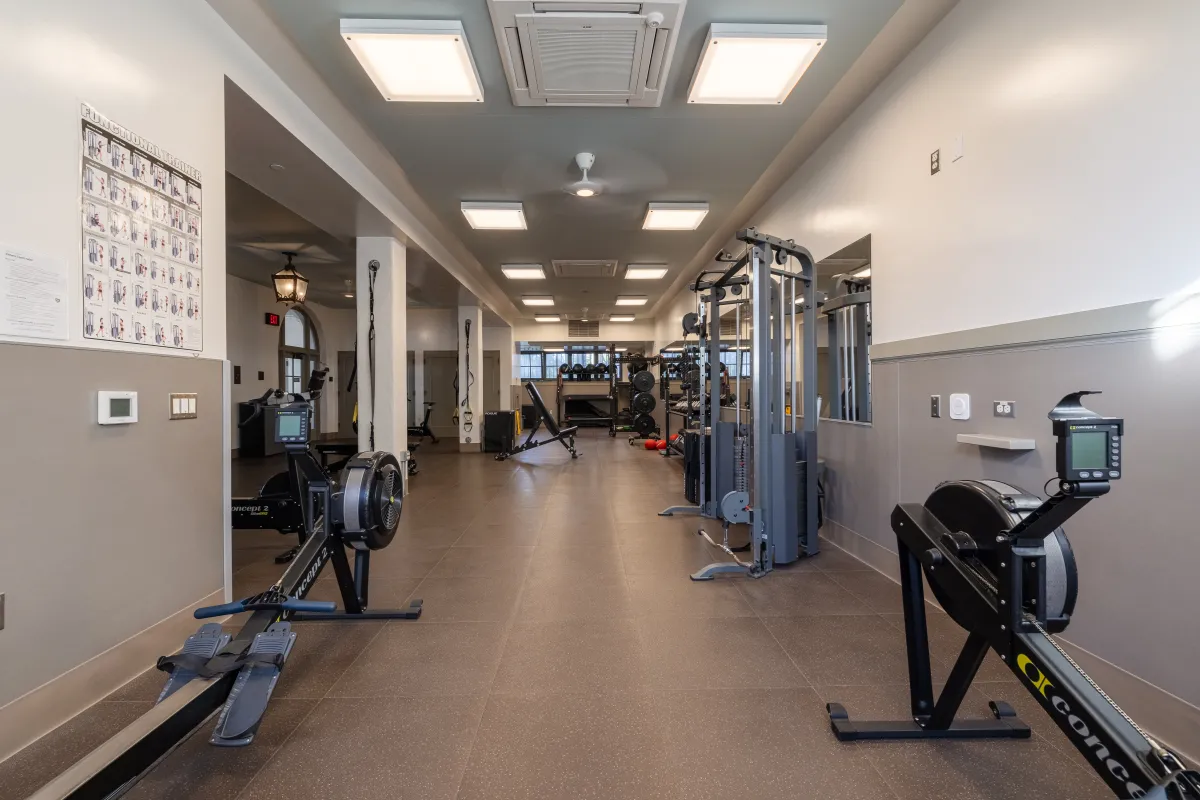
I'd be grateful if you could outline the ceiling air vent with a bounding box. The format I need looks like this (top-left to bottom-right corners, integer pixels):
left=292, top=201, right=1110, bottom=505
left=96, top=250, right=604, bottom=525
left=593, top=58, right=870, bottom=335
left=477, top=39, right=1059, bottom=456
left=486, top=0, right=686, bottom=107
left=552, top=259, right=619, bottom=278
left=569, top=319, right=601, bottom=337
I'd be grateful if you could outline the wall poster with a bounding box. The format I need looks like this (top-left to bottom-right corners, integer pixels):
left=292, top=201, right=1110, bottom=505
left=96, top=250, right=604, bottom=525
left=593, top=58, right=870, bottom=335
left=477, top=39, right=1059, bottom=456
left=81, top=104, right=202, bottom=351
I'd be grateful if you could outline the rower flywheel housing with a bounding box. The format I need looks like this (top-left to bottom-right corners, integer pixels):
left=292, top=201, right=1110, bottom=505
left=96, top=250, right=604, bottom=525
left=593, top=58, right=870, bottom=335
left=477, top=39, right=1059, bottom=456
left=921, top=480, right=1078, bottom=628
left=337, top=452, right=403, bottom=550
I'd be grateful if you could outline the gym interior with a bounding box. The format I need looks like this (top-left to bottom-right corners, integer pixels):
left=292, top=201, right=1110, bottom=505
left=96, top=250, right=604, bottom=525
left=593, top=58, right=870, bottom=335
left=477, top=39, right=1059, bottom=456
left=1, top=1, right=1198, bottom=798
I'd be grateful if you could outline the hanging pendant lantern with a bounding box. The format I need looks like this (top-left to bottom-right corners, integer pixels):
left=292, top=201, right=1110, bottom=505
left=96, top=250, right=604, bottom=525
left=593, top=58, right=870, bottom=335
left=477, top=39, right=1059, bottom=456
left=272, top=253, right=309, bottom=305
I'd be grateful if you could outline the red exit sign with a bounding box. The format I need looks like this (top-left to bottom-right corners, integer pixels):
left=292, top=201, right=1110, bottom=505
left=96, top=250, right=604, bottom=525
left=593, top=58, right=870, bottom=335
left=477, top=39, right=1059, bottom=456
left=264, top=312, right=281, bottom=327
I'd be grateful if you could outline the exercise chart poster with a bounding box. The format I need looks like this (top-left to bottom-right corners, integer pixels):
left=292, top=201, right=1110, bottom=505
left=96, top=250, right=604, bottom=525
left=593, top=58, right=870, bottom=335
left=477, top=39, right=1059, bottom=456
left=81, top=104, right=202, bottom=350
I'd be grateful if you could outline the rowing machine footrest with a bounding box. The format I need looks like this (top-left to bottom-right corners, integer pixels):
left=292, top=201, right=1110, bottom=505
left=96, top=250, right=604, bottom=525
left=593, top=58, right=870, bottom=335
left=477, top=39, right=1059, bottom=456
left=210, top=622, right=295, bottom=747
left=155, top=623, right=232, bottom=702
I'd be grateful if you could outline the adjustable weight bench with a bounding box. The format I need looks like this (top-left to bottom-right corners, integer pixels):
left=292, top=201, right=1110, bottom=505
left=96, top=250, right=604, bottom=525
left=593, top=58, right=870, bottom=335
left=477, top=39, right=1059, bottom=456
left=496, top=381, right=579, bottom=460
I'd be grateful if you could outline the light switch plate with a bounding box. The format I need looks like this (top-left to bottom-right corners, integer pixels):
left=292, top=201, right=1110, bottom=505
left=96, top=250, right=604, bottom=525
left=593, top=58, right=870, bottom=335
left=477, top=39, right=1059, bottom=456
left=930, top=395, right=942, bottom=418
left=169, top=393, right=198, bottom=420
left=949, top=393, right=971, bottom=420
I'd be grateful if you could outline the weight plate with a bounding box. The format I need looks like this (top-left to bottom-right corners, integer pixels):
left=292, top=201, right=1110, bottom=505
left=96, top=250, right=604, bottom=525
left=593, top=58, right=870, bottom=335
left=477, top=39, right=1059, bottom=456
left=631, top=370, right=655, bottom=394
left=682, top=312, right=700, bottom=336
left=632, top=392, right=657, bottom=414
left=633, top=413, right=655, bottom=436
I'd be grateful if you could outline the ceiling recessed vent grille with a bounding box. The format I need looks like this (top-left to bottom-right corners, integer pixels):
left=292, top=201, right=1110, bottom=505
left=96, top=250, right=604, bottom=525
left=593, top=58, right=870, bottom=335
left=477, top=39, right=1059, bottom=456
left=569, top=319, right=601, bottom=337
left=487, top=0, right=686, bottom=107
left=552, top=259, right=619, bottom=278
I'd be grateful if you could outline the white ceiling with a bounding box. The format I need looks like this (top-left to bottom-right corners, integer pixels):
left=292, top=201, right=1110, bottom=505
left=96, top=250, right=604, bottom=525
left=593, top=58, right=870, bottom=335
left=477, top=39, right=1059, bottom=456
left=255, top=0, right=911, bottom=321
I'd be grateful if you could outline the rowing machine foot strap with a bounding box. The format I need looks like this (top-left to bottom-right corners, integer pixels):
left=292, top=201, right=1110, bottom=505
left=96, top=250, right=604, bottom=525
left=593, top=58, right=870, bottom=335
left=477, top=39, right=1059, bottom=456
left=155, top=623, right=231, bottom=703
left=210, top=623, right=295, bottom=747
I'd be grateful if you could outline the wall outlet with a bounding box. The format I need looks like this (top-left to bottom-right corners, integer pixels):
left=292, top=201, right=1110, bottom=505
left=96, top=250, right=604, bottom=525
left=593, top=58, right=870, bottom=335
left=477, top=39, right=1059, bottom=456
left=930, top=395, right=942, bottom=418
left=949, top=393, right=971, bottom=420
left=931, top=149, right=941, bottom=175
left=993, top=400, right=1016, bottom=418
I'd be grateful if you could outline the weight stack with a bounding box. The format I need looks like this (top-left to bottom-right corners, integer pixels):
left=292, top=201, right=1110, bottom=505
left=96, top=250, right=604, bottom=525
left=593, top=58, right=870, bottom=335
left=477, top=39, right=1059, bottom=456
left=483, top=411, right=515, bottom=453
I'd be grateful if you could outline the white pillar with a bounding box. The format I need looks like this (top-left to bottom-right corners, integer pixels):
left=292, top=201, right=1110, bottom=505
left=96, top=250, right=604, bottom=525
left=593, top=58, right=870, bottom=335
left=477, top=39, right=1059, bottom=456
left=412, top=349, right=425, bottom=425
left=458, top=304, right=483, bottom=449
left=356, top=237, right=406, bottom=456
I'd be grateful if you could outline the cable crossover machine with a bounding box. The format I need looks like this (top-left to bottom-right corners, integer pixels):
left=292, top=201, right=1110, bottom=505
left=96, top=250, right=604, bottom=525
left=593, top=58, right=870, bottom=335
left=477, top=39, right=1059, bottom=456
left=661, top=228, right=822, bottom=580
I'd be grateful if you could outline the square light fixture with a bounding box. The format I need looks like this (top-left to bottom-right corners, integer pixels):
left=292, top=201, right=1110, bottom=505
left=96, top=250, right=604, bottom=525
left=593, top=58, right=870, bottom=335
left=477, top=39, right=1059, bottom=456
left=688, top=24, right=827, bottom=105
left=461, top=202, right=527, bottom=230
left=625, top=265, right=669, bottom=280
left=341, top=20, right=485, bottom=103
left=615, top=296, right=648, bottom=306
left=534, top=314, right=561, bottom=322
left=543, top=346, right=565, bottom=352
left=521, top=296, right=555, bottom=307
left=501, top=264, right=545, bottom=279
left=609, top=315, right=636, bottom=322
left=615, top=347, right=629, bottom=352
left=643, top=203, right=709, bottom=231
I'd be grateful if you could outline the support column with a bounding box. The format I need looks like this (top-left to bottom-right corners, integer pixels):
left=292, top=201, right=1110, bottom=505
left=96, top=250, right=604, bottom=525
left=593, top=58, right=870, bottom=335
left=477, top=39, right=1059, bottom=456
left=356, top=237, right=406, bottom=457
left=458, top=304, right=483, bottom=451
left=412, top=349, right=425, bottom=426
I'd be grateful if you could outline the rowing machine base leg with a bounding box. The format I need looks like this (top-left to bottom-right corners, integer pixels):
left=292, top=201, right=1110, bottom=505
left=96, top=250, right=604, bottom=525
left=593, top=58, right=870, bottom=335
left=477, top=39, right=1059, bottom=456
left=826, top=701, right=1031, bottom=741
left=290, top=598, right=423, bottom=621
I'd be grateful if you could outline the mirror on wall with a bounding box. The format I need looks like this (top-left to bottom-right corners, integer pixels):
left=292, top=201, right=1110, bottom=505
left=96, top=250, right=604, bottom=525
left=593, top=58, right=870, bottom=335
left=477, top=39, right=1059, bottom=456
left=816, top=235, right=872, bottom=423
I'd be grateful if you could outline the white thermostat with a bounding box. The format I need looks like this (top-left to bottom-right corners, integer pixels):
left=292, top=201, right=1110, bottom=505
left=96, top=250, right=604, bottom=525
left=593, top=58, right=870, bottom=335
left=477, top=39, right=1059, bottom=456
left=949, top=393, right=971, bottom=420
left=98, top=391, right=138, bottom=425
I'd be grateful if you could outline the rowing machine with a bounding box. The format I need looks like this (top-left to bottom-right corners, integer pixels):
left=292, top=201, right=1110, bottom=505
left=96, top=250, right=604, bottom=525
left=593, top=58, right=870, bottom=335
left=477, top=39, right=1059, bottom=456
left=827, top=391, right=1199, bottom=799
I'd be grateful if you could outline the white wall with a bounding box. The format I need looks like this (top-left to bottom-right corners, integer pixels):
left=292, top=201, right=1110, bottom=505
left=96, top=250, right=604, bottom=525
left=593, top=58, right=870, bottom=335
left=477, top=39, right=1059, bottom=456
left=407, top=308, right=458, bottom=351
left=744, top=0, right=1200, bottom=345
left=514, top=319, right=657, bottom=344
left=226, top=275, right=354, bottom=448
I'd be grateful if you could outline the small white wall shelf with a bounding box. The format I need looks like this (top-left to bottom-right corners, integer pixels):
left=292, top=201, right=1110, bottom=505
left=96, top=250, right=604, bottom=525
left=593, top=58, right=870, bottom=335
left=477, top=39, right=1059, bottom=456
left=956, top=433, right=1036, bottom=451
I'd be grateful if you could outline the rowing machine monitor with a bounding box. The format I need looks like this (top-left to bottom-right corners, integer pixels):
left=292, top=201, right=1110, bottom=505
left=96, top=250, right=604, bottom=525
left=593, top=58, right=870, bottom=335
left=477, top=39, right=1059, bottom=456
left=1049, top=390, right=1123, bottom=482
left=274, top=406, right=309, bottom=451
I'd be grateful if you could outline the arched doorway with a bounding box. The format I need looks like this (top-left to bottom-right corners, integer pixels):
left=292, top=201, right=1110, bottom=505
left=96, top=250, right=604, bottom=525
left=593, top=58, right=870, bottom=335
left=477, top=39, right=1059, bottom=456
left=279, top=307, right=321, bottom=430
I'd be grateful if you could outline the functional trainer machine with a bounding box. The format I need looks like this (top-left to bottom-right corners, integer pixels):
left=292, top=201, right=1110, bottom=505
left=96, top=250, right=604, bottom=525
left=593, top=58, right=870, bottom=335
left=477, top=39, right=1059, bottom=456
left=661, top=228, right=822, bottom=580
left=30, top=404, right=421, bottom=800
left=495, top=381, right=579, bottom=460
left=827, top=392, right=1199, bottom=799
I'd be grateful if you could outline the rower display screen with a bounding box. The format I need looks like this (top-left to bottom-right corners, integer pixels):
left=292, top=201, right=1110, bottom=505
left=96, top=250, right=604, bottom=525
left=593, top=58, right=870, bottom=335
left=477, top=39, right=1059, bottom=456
left=274, top=409, right=308, bottom=444
left=1070, top=430, right=1109, bottom=470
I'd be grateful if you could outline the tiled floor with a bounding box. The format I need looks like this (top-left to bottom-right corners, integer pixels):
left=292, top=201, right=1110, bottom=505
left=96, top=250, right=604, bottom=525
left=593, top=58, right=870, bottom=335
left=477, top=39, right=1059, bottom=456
left=2, top=431, right=1107, bottom=799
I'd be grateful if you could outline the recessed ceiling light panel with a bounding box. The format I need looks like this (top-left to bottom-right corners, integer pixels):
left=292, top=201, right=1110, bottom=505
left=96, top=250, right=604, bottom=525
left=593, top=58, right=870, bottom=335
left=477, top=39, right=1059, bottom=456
left=615, top=296, right=648, bottom=306
left=341, top=19, right=485, bottom=102
left=609, top=315, right=636, bottom=322
left=521, top=296, right=555, bottom=307
left=625, top=265, right=668, bottom=280
left=688, top=23, right=827, bottom=105
left=534, top=315, right=561, bottom=322
left=643, top=203, right=709, bottom=231
left=462, top=202, right=527, bottom=230
left=501, top=264, right=545, bottom=279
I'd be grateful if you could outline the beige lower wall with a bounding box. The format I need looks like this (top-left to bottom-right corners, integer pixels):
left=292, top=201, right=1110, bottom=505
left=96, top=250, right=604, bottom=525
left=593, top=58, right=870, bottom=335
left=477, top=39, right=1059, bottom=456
left=0, top=343, right=225, bottom=719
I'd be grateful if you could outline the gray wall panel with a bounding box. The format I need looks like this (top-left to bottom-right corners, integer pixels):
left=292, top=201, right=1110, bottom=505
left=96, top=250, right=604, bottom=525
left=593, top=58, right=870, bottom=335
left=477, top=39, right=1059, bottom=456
left=0, top=343, right=224, bottom=708
left=820, top=332, right=1200, bottom=718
